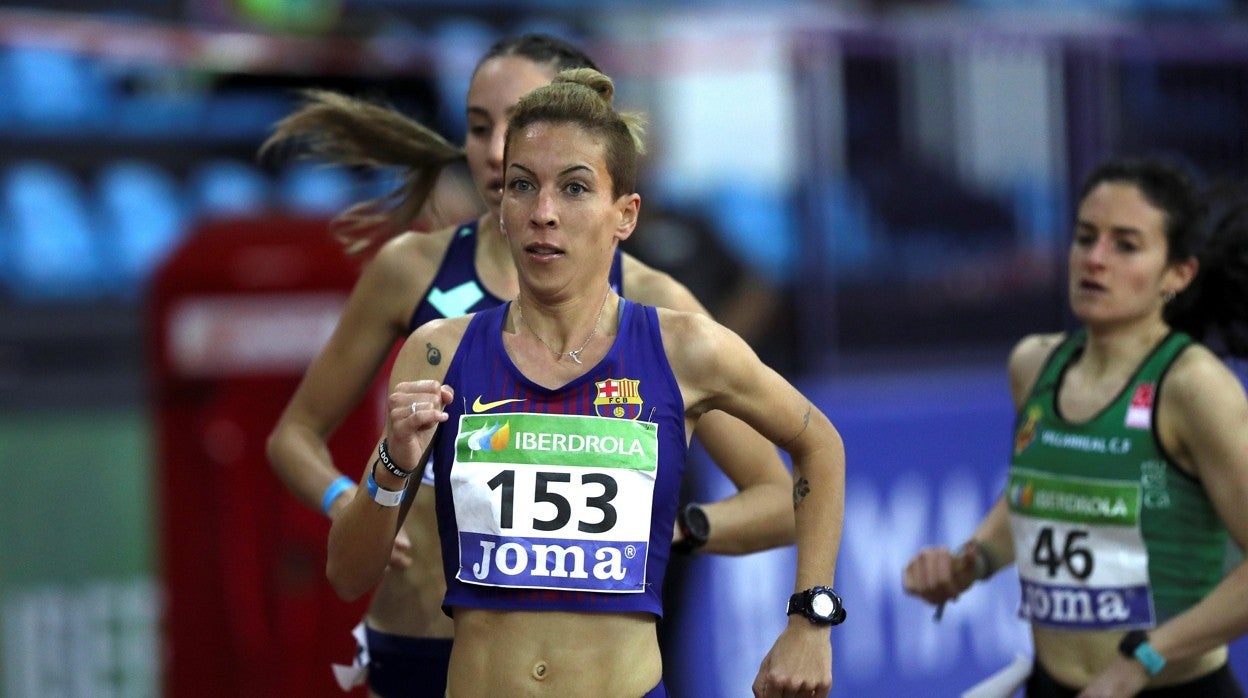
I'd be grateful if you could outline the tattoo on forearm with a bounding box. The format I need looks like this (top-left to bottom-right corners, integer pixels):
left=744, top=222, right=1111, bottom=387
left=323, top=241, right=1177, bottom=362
left=793, top=477, right=811, bottom=507
left=780, top=405, right=812, bottom=447
left=426, top=342, right=441, bottom=366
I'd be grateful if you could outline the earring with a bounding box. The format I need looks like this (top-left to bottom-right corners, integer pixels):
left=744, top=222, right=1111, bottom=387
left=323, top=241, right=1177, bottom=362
left=1162, top=289, right=1177, bottom=303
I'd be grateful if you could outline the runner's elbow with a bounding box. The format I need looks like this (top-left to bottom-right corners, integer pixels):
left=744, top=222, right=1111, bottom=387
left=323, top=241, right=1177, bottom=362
left=326, top=560, right=372, bottom=602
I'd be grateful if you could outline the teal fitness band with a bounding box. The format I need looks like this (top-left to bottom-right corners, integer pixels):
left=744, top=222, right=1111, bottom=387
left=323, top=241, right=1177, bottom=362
left=1118, top=630, right=1166, bottom=677
left=1133, top=641, right=1167, bottom=676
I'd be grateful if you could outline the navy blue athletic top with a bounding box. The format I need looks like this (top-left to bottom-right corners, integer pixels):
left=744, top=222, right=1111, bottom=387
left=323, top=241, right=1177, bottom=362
left=409, top=220, right=625, bottom=332
left=431, top=299, right=687, bottom=618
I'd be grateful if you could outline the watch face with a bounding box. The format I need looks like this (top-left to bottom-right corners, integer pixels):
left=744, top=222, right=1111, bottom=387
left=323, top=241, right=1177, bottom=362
left=683, top=504, right=710, bottom=543
left=687, top=506, right=709, bottom=537
left=810, top=592, right=836, bottom=619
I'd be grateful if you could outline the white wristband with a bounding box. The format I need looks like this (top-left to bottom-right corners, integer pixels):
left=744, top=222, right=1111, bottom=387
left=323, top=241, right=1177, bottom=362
left=366, top=471, right=404, bottom=507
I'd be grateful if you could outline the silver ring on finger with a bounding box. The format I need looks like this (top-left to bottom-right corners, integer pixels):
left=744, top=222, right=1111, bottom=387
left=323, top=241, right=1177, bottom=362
left=410, top=402, right=418, bottom=416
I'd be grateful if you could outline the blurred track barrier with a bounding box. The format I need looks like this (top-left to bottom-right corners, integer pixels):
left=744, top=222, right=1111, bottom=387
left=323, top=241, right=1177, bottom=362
left=0, top=409, right=155, bottom=697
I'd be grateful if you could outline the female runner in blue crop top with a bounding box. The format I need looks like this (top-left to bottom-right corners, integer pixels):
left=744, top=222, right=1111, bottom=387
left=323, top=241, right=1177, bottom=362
left=329, top=68, right=847, bottom=698
left=266, top=35, right=796, bottom=698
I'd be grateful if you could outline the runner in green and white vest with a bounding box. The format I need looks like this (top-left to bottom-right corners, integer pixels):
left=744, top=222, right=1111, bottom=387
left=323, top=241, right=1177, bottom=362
left=903, top=157, right=1248, bottom=698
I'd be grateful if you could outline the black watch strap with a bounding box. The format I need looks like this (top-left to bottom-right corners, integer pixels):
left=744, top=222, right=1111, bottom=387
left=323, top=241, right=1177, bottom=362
left=673, top=503, right=709, bottom=554
left=1118, top=629, right=1166, bottom=676
left=786, top=586, right=847, bottom=626
left=1118, top=630, right=1149, bottom=659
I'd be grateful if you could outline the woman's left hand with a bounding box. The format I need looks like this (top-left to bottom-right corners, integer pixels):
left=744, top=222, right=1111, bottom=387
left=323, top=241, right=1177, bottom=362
left=751, top=622, right=832, bottom=698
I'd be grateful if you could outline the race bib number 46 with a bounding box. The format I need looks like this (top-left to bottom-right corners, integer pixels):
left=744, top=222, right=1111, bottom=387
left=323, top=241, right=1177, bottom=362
left=1008, top=468, right=1154, bottom=630
left=450, top=413, right=658, bottom=594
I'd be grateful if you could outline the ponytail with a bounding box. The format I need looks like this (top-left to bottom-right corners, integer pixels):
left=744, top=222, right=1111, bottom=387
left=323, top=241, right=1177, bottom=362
left=1167, top=181, right=1248, bottom=356
left=260, top=89, right=465, bottom=254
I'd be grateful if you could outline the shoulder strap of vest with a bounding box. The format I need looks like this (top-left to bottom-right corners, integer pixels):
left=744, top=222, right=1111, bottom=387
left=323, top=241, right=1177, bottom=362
left=1030, top=330, right=1084, bottom=399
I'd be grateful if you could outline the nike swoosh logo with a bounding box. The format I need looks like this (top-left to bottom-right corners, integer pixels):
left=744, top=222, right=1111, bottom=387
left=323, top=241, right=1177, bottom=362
left=472, top=396, right=525, bottom=413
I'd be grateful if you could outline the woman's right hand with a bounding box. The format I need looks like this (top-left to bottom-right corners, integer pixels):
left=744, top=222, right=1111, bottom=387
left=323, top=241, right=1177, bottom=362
left=385, top=380, right=454, bottom=472
left=901, top=543, right=981, bottom=606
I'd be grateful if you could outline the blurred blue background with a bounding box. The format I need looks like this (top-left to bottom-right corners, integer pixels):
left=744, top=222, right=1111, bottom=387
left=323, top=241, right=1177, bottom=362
left=2, top=0, right=1248, bottom=696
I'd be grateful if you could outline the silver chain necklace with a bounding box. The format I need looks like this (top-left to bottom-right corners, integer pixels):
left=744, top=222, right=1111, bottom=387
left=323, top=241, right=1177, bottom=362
left=514, top=287, right=611, bottom=364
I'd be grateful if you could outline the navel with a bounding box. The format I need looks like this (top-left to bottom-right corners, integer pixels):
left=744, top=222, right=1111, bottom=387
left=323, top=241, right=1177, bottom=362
left=531, top=661, right=549, bottom=681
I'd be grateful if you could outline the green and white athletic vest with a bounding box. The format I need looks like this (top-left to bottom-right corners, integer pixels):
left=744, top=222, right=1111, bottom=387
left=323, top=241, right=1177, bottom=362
left=1007, top=329, right=1227, bottom=630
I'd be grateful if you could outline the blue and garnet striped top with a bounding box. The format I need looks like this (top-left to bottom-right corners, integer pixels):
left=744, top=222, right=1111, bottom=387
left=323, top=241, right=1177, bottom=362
left=431, top=298, right=688, bottom=618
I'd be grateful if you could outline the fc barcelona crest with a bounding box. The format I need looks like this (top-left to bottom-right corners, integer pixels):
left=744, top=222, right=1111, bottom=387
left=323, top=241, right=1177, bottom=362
left=594, top=378, right=643, bottom=419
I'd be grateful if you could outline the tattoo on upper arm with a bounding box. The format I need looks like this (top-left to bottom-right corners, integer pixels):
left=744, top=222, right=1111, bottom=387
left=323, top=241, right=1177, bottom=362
left=426, top=342, right=441, bottom=366
left=779, top=405, right=812, bottom=447
left=793, top=477, right=811, bottom=507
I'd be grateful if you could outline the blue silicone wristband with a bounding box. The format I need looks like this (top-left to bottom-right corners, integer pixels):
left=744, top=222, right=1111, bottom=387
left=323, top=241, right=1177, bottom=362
left=320, top=476, right=354, bottom=516
left=366, top=470, right=405, bottom=507
left=1133, top=641, right=1167, bottom=676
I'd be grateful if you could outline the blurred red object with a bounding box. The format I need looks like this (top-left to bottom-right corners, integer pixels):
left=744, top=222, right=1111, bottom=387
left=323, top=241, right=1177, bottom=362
left=147, top=215, right=379, bottom=697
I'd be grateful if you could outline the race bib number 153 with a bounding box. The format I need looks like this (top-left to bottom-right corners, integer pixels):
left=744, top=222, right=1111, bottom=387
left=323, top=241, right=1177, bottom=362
left=450, top=413, right=659, bottom=594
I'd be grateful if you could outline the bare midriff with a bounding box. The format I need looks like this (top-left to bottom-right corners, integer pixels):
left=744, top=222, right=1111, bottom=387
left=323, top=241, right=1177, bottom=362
left=1033, top=625, right=1226, bottom=689
left=447, top=607, right=661, bottom=697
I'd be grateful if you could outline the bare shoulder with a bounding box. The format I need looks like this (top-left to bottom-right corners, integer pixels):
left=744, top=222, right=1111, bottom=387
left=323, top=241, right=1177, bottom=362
left=1007, top=332, right=1065, bottom=405
left=1009, top=332, right=1064, bottom=370
left=655, top=307, right=743, bottom=380
left=409, top=313, right=472, bottom=348
left=364, top=224, right=458, bottom=282
left=654, top=305, right=713, bottom=335
left=1163, top=342, right=1244, bottom=405
left=620, top=253, right=708, bottom=314
left=344, top=226, right=459, bottom=328
left=396, top=314, right=473, bottom=380
left=1160, top=342, right=1248, bottom=479
left=376, top=226, right=459, bottom=273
